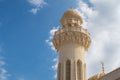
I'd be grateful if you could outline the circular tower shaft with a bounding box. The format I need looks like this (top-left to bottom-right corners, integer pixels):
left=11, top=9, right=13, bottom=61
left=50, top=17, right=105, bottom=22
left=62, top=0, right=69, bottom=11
left=53, top=8, right=91, bottom=80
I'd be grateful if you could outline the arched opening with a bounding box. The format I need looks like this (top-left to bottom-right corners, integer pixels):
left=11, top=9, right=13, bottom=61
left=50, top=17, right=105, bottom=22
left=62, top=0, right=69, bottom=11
left=58, top=63, right=61, bottom=80
left=66, top=60, right=71, bottom=80
left=84, top=63, right=86, bottom=80
left=77, top=60, right=82, bottom=80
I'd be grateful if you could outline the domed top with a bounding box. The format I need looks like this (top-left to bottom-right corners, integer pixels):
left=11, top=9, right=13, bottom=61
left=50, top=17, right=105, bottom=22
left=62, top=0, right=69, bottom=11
left=88, top=74, right=99, bottom=80
left=88, top=73, right=106, bottom=80
left=99, top=72, right=106, bottom=77
left=60, top=8, right=83, bottom=25
left=88, top=62, right=106, bottom=80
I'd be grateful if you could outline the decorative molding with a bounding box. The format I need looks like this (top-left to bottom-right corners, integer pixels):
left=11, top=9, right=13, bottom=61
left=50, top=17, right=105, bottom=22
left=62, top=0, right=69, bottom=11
left=53, top=27, right=91, bottom=51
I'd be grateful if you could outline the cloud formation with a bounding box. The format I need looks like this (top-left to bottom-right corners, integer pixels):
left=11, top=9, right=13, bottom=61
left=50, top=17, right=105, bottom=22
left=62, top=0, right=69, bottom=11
left=0, top=46, right=10, bottom=80
left=76, top=0, right=120, bottom=78
left=28, top=0, right=47, bottom=14
left=46, top=0, right=120, bottom=79
left=51, top=57, right=58, bottom=79
left=45, top=26, right=60, bottom=51
left=45, top=27, right=59, bottom=79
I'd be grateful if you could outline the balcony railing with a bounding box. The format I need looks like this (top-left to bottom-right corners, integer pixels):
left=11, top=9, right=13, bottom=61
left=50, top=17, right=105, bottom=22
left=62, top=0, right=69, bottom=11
left=55, top=27, right=90, bottom=36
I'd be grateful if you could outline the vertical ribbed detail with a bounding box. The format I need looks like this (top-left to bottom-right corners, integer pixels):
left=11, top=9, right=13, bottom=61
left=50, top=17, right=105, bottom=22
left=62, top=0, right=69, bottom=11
left=84, top=63, right=86, bottom=80
left=66, top=60, right=71, bottom=80
left=58, top=63, right=61, bottom=80
left=77, top=60, right=82, bottom=80
left=74, top=61, right=76, bottom=80
left=62, top=63, right=63, bottom=80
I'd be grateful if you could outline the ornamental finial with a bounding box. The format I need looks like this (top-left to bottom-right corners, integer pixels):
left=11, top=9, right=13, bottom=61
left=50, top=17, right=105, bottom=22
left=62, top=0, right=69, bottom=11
left=101, top=62, right=105, bottom=73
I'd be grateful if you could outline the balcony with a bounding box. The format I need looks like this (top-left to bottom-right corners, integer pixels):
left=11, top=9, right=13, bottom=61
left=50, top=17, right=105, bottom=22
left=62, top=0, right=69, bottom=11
left=55, top=27, right=90, bottom=36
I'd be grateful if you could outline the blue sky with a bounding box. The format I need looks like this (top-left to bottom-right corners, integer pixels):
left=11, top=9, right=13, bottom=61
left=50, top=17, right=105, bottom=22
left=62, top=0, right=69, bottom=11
left=0, top=0, right=80, bottom=80
left=0, top=0, right=120, bottom=80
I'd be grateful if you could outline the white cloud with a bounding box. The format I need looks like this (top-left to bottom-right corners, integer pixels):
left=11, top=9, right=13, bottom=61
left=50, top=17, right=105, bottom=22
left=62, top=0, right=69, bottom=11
left=45, top=26, right=60, bottom=51
left=29, top=8, right=39, bottom=14
left=76, top=0, right=120, bottom=78
left=0, top=58, right=10, bottom=80
left=0, top=45, right=10, bottom=80
left=46, top=0, right=120, bottom=79
left=52, top=57, right=58, bottom=71
left=45, top=26, right=60, bottom=79
left=51, top=57, right=58, bottom=79
left=28, top=0, right=47, bottom=14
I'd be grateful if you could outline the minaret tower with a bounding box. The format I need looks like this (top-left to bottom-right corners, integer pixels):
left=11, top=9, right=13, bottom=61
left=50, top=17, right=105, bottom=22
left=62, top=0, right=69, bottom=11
left=53, top=8, right=91, bottom=80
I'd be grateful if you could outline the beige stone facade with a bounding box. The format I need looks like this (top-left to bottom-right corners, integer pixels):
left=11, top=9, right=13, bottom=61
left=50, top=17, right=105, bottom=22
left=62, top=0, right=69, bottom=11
left=53, top=8, right=91, bottom=80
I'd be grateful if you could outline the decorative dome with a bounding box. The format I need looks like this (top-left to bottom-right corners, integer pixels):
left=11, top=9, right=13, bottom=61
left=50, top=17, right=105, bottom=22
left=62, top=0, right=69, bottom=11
left=99, top=72, right=106, bottom=77
left=88, top=73, right=106, bottom=80
left=88, top=74, right=99, bottom=80
left=60, top=8, right=83, bottom=25
left=88, top=62, right=106, bottom=80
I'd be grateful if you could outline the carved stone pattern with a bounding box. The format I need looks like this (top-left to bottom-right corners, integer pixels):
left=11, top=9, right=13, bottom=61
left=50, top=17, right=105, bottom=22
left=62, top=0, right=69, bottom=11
left=53, top=28, right=91, bottom=51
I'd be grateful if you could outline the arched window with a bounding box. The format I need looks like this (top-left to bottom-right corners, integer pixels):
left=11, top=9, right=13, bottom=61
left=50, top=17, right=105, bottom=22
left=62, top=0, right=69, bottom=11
left=84, top=63, right=86, bottom=80
left=66, top=60, right=71, bottom=80
left=77, top=60, right=82, bottom=80
left=58, top=63, right=61, bottom=80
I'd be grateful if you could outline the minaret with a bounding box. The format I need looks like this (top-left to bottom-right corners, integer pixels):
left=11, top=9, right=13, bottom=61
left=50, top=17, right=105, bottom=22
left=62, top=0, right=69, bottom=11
left=53, top=8, right=91, bottom=80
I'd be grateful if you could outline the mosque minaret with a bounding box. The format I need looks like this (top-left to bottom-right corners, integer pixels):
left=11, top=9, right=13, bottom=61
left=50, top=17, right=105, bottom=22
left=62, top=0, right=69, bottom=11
left=52, top=8, right=91, bottom=80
